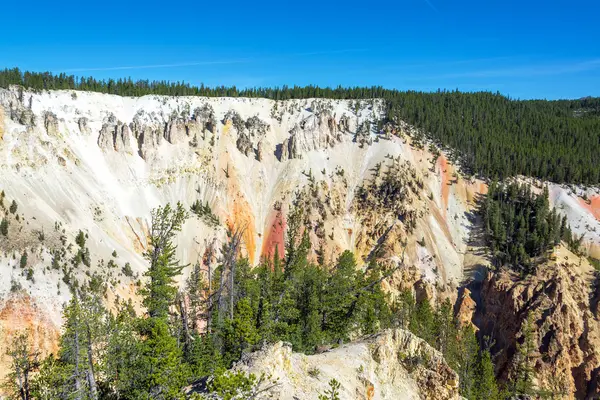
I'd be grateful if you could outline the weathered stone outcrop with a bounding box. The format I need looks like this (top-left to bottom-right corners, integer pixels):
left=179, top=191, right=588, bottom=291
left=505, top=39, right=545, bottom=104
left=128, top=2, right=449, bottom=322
left=164, top=117, right=188, bottom=144
left=338, top=113, right=357, bottom=133
left=224, top=111, right=269, bottom=158
left=98, top=114, right=132, bottom=154
left=479, top=247, right=600, bottom=399
left=231, top=329, right=460, bottom=400
left=129, top=112, right=163, bottom=159
left=43, top=112, right=59, bottom=136
left=455, top=287, right=477, bottom=329
left=284, top=111, right=343, bottom=159
left=78, top=117, right=91, bottom=135
left=192, top=104, right=216, bottom=134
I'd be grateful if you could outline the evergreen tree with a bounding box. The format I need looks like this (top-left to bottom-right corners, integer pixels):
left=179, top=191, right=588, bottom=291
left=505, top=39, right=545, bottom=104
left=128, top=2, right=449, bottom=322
left=141, top=202, right=188, bottom=319
left=4, top=330, right=39, bottom=400
left=1, top=218, right=8, bottom=236
left=512, top=313, right=537, bottom=396
left=473, top=348, right=500, bottom=400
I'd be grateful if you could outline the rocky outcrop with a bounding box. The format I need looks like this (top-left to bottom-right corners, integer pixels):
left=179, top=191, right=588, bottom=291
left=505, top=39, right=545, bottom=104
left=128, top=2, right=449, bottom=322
left=283, top=111, right=343, bottom=159
left=0, top=294, right=60, bottom=381
left=164, top=117, right=188, bottom=144
left=98, top=114, right=132, bottom=154
left=338, top=113, right=357, bottom=133
left=455, top=288, right=477, bottom=329
left=232, top=329, right=460, bottom=400
left=129, top=112, right=163, bottom=159
left=78, top=117, right=91, bottom=135
left=192, top=105, right=216, bottom=134
left=479, top=246, right=600, bottom=399
left=256, top=141, right=265, bottom=162
left=43, top=112, right=59, bottom=136
left=4, top=92, right=35, bottom=127
left=354, top=121, right=373, bottom=147
left=224, top=112, right=269, bottom=158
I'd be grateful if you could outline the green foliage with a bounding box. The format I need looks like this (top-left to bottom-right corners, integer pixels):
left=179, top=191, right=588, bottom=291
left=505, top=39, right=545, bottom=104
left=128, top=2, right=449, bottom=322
left=387, top=92, right=600, bottom=184
left=19, top=251, right=27, bottom=268
left=589, top=257, right=600, bottom=272
left=200, top=370, right=271, bottom=400
left=190, top=200, right=219, bottom=227
left=409, top=298, right=435, bottom=344
left=140, top=202, right=188, bottom=319
left=132, top=318, right=187, bottom=399
left=1, top=218, right=8, bottom=236
left=512, top=313, right=537, bottom=397
left=9, top=200, right=18, bottom=214
left=397, top=291, right=503, bottom=400
left=122, top=262, right=133, bottom=277
left=75, top=230, right=86, bottom=248
left=481, top=182, right=571, bottom=274
left=3, top=329, right=40, bottom=400
left=473, top=348, right=500, bottom=400
left=318, top=379, right=341, bottom=400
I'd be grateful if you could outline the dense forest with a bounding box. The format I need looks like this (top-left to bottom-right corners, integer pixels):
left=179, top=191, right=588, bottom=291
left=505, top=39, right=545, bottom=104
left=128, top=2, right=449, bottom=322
left=481, top=182, right=579, bottom=274
left=4, top=202, right=542, bottom=400
left=1, top=68, right=599, bottom=184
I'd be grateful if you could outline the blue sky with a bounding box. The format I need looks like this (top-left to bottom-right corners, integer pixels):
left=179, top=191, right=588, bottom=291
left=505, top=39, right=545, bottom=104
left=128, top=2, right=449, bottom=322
left=1, top=0, right=598, bottom=99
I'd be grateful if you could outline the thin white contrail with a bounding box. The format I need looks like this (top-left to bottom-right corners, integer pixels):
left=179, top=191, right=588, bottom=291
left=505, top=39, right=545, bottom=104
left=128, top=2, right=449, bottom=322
left=424, top=0, right=438, bottom=12
left=60, top=49, right=370, bottom=73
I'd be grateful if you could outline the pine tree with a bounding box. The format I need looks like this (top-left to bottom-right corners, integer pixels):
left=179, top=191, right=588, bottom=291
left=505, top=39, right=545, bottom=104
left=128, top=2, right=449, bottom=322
left=318, top=379, right=341, bottom=400
left=1, top=218, right=8, bottom=236
left=322, top=251, right=357, bottom=343
left=134, top=202, right=189, bottom=397
left=410, top=298, right=435, bottom=345
left=456, top=325, right=480, bottom=399
left=141, top=202, right=188, bottom=319
left=473, top=348, right=500, bottom=400
left=4, top=330, right=40, bottom=400
left=513, top=312, right=537, bottom=396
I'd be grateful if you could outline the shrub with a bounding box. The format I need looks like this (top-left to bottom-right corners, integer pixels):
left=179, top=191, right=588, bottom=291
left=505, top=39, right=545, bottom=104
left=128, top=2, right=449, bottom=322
left=75, top=230, right=86, bottom=248
left=122, top=262, right=133, bottom=277
left=20, top=251, right=28, bottom=268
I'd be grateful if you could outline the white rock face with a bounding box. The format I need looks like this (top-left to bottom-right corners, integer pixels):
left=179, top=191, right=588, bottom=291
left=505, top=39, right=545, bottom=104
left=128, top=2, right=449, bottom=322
left=232, top=329, right=461, bottom=400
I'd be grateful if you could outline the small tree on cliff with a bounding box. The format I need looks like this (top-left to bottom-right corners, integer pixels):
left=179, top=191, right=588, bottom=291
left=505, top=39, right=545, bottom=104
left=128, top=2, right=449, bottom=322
left=134, top=202, right=189, bottom=397
left=512, top=312, right=537, bottom=396
left=140, top=202, right=188, bottom=319
left=473, top=347, right=500, bottom=400
left=4, top=330, right=40, bottom=400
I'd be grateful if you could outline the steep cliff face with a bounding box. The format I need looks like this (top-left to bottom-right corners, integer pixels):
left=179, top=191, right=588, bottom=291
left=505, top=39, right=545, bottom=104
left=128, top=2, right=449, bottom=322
left=478, top=246, right=600, bottom=399
left=232, top=329, right=460, bottom=400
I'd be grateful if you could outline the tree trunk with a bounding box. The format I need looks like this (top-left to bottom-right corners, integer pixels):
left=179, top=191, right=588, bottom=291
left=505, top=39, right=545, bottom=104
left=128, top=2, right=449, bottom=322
left=179, top=295, right=191, bottom=358
left=86, top=323, right=98, bottom=400
left=74, top=320, right=82, bottom=400
left=207, top=243, right=213, bottom=334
